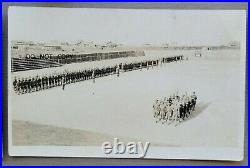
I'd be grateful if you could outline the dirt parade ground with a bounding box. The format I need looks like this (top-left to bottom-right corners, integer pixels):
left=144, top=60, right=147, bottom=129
left=10, top=49, right=243, bottom=148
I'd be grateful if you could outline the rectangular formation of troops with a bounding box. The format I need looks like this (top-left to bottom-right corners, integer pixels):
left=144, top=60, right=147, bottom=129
left=12, top=55, right=183, bottom=94
left=153, top=92, right=197, bottom=126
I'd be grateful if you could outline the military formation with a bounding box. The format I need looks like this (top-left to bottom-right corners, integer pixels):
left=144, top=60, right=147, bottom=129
left=153, top=92, right=197, bottom=126
left=12, top=55, right=183, bottom=94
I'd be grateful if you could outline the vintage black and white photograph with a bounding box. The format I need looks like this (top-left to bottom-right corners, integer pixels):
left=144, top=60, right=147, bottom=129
left=8, top=7, right=246, bottom=160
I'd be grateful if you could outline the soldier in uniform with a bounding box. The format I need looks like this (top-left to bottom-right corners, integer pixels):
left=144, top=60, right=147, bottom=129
left=173, top=102, right=181, bottom=125
left=16, top=78, right=21, bottom=94
left=92, top=70, right=95, bottom=83
left=153, top=99, right=159, bottom=118
left=179, top=104, right=184, bottom=121
left=146, top=61, right=149, bottom=70
left=164, top=101, right=172, bottom=124
left=140, top=62, right=143, bottom=71
left=13, top=77, right=17, bottom=92
left=116, top=65, right=120, bottom=77
left=62, top=75, right=66, bottom=90
left=191, top=91, right=197, bottom=111
left=159, top=101, right=166, bottom=123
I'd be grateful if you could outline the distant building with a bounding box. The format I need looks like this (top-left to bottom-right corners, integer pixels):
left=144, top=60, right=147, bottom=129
left=11, top=41, right=34, bottom=50
left=43, top=45, right=62, bottom=51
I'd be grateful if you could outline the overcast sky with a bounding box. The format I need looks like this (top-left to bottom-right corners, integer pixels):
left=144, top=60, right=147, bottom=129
left=9, top=7, right=246, bottom=46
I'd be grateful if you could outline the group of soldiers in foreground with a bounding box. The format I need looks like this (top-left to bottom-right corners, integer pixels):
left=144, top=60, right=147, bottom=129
left=153, top=92, right=197, bottom=126
left=12, top=55, right=183, bottom=94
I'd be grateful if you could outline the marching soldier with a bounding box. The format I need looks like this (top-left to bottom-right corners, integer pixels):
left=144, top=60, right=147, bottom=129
left=191, top=91, right=197, bottom=111
left=13, top=77, right=17, bottom=91
left=116, top=65, right=120, bottom=77
left=92, top=69, right=95, bottom=83
left=62, top=74, right=66, bottom=90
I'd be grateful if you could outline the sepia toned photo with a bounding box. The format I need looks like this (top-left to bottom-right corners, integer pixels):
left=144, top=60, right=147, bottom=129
left=8, top=7, right=246, bottom=160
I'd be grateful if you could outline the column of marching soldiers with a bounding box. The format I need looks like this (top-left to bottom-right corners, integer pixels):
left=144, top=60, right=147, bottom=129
left=13, top=55, right=183, bottom=94
left=153, top=91, right=197, bottom=126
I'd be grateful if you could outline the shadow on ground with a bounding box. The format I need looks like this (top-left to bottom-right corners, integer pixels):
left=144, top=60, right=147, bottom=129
left=184, top=101, right=212, bottom=122
left=12, top=120, right=169, bottom=146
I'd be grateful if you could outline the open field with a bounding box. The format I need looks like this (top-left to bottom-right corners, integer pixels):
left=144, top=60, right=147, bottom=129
left=10, top=49, right=243, bottom=147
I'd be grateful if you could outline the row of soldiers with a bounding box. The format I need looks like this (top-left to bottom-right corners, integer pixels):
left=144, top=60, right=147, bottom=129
left=153, top=92, right=197, bottom=126
left=13, top=67, right=119, bottom=94
left=13, top=55, right=183, bottom=94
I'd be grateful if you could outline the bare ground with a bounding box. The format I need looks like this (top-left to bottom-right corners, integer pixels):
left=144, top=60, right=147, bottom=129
left=12, top=120, right=165, bottom=146
left=10, top=49, right=243, bottom=147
